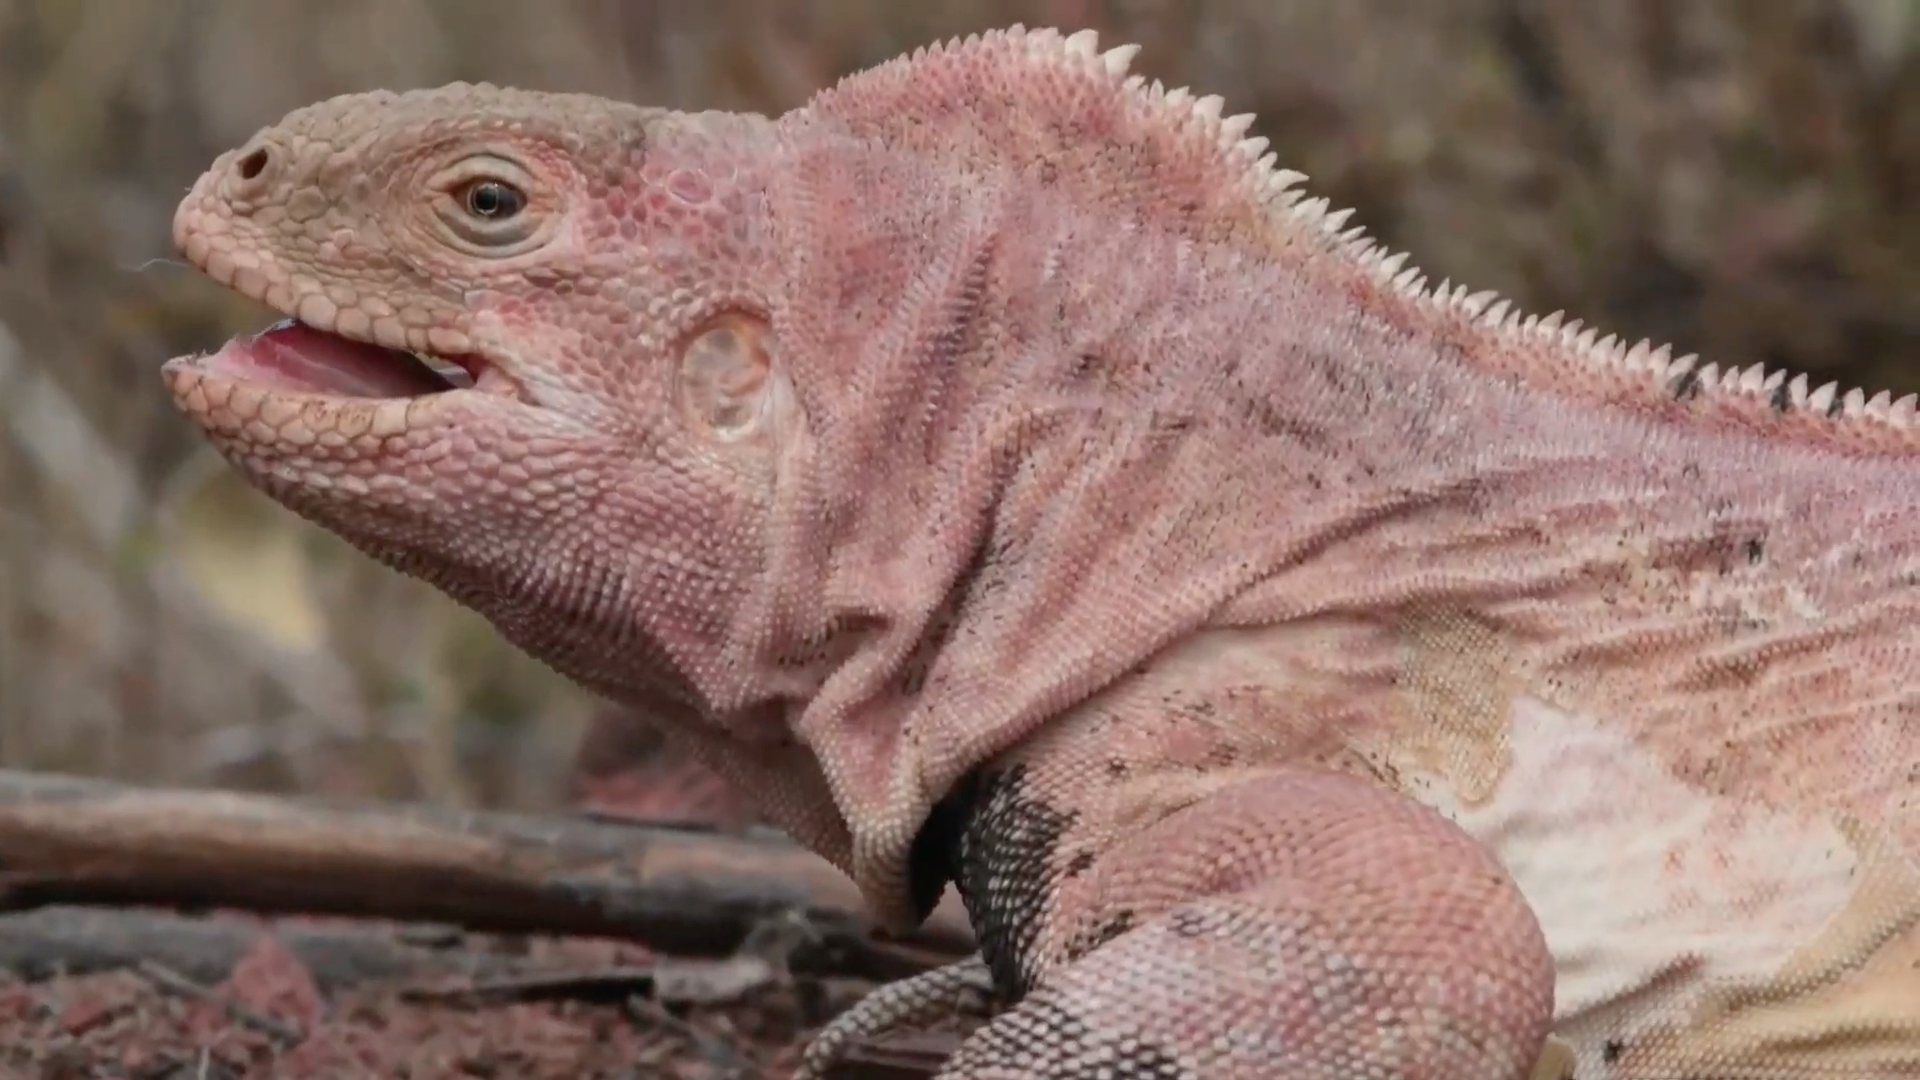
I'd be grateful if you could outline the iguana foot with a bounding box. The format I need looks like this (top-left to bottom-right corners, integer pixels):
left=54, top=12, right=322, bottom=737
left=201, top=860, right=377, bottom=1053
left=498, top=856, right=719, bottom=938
left=795, top=955, right=998, bottom=1080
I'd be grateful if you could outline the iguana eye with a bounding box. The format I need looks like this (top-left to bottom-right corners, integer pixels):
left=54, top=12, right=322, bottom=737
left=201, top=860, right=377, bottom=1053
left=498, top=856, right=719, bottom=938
left=431, top=159, right=544, bottom=253
left=459, top=179, right=525, bottom=220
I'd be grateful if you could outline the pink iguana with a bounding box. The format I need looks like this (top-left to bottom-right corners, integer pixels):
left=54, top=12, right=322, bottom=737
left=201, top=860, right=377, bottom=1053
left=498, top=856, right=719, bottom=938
left=160, top=26, right=1919, bottom=1080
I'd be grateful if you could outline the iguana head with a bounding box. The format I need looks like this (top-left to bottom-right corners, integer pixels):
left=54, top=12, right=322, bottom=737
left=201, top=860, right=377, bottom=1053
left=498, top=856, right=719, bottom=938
left=162, top=84, right=799, bottom=713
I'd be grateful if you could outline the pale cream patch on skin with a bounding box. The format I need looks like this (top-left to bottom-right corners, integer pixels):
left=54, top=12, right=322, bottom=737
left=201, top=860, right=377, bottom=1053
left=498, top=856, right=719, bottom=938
left=1391, top=610, right=1522, bottom=805
left=1634, top=825, right=1920, bottom=1078
left=1408, top=694, right=1918, bottom=1078
left=1370, top=605, right=1920, bottom=1074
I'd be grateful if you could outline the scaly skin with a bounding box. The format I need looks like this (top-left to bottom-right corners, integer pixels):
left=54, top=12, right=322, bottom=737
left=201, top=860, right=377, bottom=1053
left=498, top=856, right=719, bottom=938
left=161, top=27, right=1919, bottom=1080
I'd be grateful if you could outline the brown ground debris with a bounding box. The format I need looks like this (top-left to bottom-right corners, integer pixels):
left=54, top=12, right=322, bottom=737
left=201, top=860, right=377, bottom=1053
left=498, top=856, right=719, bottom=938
left=0, top=913, right=863, bottom=1080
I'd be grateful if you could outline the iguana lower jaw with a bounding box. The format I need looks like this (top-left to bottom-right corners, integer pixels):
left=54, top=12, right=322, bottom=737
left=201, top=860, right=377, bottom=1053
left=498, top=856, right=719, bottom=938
left=159, top=313, right=625, bottom=685
left=157, top=247, right=563, bottom=586
left=161, top=296, right=781, bottom=713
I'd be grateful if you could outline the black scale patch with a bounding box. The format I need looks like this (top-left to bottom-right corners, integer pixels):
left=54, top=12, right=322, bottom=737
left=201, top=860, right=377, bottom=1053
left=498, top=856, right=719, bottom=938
left=914, top=763, right=1074, bottom=1001
left=912, top=769, right=1200, bottom=1079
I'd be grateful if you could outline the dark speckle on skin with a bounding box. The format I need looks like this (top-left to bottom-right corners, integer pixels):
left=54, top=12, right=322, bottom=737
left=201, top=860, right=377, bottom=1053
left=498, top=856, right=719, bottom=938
left=1060, top=908, right=1135, bottom=964
left=1668, top=365, right=1703, bottom=402
left=1166, top=908, right=1210, bottom=938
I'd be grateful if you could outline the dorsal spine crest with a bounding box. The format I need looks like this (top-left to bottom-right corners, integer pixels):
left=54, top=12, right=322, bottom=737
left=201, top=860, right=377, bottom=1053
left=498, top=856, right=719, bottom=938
left=840, top=25, right=1917, bottom=448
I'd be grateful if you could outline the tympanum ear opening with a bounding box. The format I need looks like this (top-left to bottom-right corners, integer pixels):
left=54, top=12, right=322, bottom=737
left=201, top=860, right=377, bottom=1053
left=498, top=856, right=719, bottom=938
left=676, top=312, right=776, bottom=441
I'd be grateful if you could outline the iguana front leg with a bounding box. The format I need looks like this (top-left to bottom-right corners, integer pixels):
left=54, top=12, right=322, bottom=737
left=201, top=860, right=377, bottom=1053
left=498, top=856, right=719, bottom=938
left=912, top=759, right=1554, bottom=1080
left=795, top=957, right=999, bottom=1080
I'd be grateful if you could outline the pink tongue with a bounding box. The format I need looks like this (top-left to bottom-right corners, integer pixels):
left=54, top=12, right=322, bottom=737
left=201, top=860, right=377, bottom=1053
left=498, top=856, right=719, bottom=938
left=200, top=320, right=455, bottom=397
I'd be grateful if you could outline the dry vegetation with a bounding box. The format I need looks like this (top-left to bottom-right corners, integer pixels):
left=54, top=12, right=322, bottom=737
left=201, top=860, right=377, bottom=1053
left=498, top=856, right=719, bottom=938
left=0, top=1, right=1916, bottom=1075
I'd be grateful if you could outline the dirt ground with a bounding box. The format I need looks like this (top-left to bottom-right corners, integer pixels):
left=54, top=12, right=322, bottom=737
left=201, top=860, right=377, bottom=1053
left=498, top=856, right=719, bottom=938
left=0, top=898, right=971, bottom=1080
left=1, top=918, right=811, bottom=1079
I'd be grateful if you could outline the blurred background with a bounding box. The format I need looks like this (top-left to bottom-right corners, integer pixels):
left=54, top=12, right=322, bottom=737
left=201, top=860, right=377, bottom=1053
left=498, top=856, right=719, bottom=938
left=1, top=0, right=1916, bottom=814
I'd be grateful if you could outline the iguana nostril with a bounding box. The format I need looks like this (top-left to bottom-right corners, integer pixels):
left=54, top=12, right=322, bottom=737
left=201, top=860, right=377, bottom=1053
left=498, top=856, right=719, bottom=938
left=236, top=146, right=270, bottom=181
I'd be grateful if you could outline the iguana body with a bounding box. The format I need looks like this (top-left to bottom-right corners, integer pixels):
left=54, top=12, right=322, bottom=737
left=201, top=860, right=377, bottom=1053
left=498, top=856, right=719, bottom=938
left=161, top=27, right=1919, bottom=1079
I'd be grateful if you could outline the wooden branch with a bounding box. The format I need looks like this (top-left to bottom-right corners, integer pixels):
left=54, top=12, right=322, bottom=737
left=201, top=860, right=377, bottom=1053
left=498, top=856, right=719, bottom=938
left=0, top=769, right=973, bottom=983
left=0, top=905, right=529, bottom=989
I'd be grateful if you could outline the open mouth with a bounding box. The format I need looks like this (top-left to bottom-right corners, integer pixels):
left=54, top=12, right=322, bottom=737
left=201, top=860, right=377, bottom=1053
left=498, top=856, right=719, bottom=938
left=183, top=317, right=517, bottom=400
